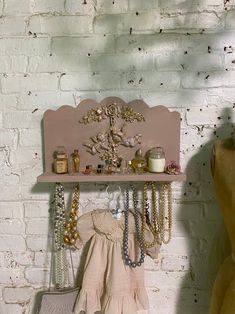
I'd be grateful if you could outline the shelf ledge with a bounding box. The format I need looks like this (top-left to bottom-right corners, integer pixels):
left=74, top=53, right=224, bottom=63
left=37, top=172, right=186, bottom=183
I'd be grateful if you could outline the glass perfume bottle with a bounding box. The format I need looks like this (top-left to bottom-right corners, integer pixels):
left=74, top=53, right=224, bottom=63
left=53, top=146, right=68, bottom=174
left=131, top=149, right=147, bottom=174
left=148, top=146, right=166, bottom=173
left=71, top=149, right=80, bottom=173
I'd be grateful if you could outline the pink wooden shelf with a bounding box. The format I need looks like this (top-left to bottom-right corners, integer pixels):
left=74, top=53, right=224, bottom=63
left=37, top=172, right=186, bottom=183
left=37, top=97, right=186, bottom=184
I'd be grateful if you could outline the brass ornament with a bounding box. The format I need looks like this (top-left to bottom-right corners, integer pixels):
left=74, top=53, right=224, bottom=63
left=80, top=103, right=145, bottom=166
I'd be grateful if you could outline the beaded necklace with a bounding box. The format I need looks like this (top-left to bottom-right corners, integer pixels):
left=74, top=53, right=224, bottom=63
left=54, top=183, right=69, bottom=288
left=123, top=185, right=145, bottom=268
left=63, top=184, right=80, bottom=247
left=142, top=182, right=172, bottom=247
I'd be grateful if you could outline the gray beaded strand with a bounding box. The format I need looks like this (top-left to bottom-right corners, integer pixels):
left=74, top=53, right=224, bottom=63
left=123, top=185, right=145, bottom=268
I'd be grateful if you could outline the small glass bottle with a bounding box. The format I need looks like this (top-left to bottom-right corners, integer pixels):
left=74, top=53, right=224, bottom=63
left=105, top=160, right=113, bottom=174
left=71, top=149, right=80, bottom=173
left=53, top=146, right=68, bottom=174
left=148, top=146, right=166, bottom=173
left=131, top=149, right=147, bottom=174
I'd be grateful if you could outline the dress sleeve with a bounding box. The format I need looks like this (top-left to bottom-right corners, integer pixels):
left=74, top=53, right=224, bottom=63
left=75, top=211, right=96, bottom=249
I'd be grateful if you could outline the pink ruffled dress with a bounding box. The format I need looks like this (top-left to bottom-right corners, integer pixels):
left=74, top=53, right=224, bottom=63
left=74, top=209, right=159, bottom=314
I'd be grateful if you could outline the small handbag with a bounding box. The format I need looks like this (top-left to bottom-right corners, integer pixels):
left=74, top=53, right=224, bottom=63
left=38, top=286, right=79, bottom=314
left=38, top=249, right=79, bottom=314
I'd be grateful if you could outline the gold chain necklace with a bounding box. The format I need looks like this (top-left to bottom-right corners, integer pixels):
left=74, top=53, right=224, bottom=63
left=63, top=184, right=80, bottom=246
left=142, top=182, right=160, bottom=248
left=142, top=182, right=172, bottom=248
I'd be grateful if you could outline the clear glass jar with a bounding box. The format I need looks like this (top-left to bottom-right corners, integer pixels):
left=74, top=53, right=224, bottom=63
left=148, top=146, right=166, bottom=173
left=53, top=146, right=68, bottom=174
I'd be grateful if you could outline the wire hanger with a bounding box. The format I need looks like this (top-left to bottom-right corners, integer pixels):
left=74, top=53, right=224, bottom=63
left=106, top=185, right=123, bottom=220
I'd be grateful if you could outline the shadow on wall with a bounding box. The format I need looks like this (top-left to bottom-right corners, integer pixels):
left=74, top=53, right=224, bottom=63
left=29, top=0, right=235, bottom=313
left=176, top=107, right=233, bottom=314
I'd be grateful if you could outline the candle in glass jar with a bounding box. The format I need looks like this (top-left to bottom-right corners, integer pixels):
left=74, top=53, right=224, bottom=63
left=148, top=147, right=166, bottom=173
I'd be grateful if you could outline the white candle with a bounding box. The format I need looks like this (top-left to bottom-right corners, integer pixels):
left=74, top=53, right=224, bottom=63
left=148, top=157, right=166, bottom=173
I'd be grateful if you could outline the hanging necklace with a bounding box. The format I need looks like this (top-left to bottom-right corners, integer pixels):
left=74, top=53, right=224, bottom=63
left=123, top=185, right=145, bottom=268
left=142, top=181, right=161, bottom=248
left=142, top=182, right=173, bottom=247
left=54, top=183, right=69, bottom=289
left=159, top=183, right=172, bottom=244
left=63, top=184, right=80, bottom=247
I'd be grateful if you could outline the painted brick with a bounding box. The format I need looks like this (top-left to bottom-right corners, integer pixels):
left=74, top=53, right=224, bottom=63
left=5, top=252, right=34, bottom=267
left=65, top=0, right=95, bottom=15
left=19, top=129, right=41, bottom=147
left=28, top=55, right=90, bottom=73
left=3, top=111, right=42, bottom=128
left=4, top=0, right=32, bottom=15
left=0, top=129, right=18, bottom=147
left=0, top=186, right=20, bottom=201
left=89, top=53, right=155, bottom=72
left=161, top=255, right=190, bottom=272
left=0, top=236, right=26, bottom=252
left=3, top=287, right=34, bottom=303
left=224, top=53, right=235, bottom=69
left=60, top=72, right=121, bottom=91
left=21, top=185, right=52, bottom=201
left=52, top=36, right=115, bottom=55
left=181, top=32, right=235, bottom=53
left=0, top=95, right=17, bottom=111
left=1, top=74, right=58, bottom=94
left=159, top=0, right=224, bottom=13
left=116, top=34, right=182, bottom=53
left=0, top=303, right=23, bottom=314
left=26, top=236, right=50, bottom=251
left=0, top=0, right=3, bottom=15
left=0, top=17, right=25, bottom=36
left=26, top=219, right=49, bottom=235
left=24, top=202, right=50, bottom=218
left=186, top=107, right=235, bottom=125
left=94, top=12, right=160, bottom=34
left=32, top=0, right=65, bottom=13
left=34, top=252, right=51, bottom=267
left=28, top=15, right=93, bottom=36
left=0, top=220, right=24, bottom=235
left=145, top=270, right=188, bottom=289
left=96, top=0, right=128, bottom=13
left=17, top=91, right=75, bottom=110
left=160, top=12, right=221, bottom=31
left=129, top=0, right=159, bottom=10
left=120, top=71, right=181, bottom=90
left=181, top=71, right=235, bottom=89
left=0, top=56, right=27, bottom=73
left=225, top=10, right=235, bottom=29
left=25, top=268, right=49, bottom=285
left=0, top=38, right=51, bottom=56
left=0, top=112, right=3, bottom=129
left=0, top=202, right=23, bottom=219
left=156, top=53, right=224, bottom=71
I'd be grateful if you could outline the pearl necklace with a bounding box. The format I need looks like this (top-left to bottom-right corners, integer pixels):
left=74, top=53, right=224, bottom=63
left=142, top=182, right=172, bottom=247
left=123, top=185, right=145, bottom=268
left=54, top=183, right=69, bottom=289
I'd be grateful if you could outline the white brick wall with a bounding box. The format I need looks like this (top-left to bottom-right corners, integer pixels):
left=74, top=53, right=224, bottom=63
left=0, top=0, right=234, bottom=313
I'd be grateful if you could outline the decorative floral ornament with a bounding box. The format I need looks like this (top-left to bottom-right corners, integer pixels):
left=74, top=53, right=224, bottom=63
left=165, top=161, right=181, bottom=175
